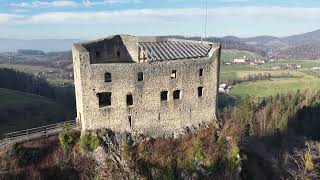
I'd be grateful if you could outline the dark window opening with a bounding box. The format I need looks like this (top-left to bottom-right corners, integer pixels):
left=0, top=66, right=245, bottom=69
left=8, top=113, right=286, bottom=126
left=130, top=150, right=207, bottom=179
left=198, top=87, right=203, bottom=97
left=173, top=90, right=181, bottom=100
left=138, top=72, right=144, bottom=81
left=105, top=72, right=112, bottom=82
left=171, top=70, right=177, bottom=79
left=128, top=116, right=132, bottom=127
left=127, top=94, right=133, bottom=106
left=97, top=92, right=111, bottom=107
left=161, top=91, right=168, bottom=101
left=199, top=69, right=204, bottom=76
left=96, top=51, right=101, bottom=58
left=116, top=51, right=121, bottom=58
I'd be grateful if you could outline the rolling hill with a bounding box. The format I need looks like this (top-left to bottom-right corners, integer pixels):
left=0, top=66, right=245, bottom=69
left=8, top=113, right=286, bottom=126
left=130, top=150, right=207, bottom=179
left=0, top=88, right=68, bottom=134
left=2, top=29, right=320, bottom=59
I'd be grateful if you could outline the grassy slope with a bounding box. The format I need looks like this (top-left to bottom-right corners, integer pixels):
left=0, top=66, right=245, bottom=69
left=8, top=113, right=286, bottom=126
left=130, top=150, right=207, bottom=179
left=221, top=59, right=320, bottom=97
left=221, top=49, right=261, bottom=62
left=0, top=88, right=67, bottom=134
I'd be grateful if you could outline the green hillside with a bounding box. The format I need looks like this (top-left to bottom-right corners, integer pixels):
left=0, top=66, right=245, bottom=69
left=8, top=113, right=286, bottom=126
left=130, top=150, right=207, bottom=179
left=0, top=88, right=67, bottom=134
left=221, top=49, right=261, bottom=62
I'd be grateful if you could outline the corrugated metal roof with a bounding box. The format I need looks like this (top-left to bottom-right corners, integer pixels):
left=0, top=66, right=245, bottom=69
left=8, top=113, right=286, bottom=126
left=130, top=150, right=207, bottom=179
left=138, top=41, right=212, bottom=62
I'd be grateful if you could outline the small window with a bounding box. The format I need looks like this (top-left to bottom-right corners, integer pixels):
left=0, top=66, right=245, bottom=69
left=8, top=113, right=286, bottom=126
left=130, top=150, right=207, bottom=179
left=198, top=87, right=203, bottom=97
left=138, top=72, right=144, bottom=81
left=105, top=72, right=112, bottom=82
left=161, top=91, right=168, bottom=101
left=96, top=51, right=101, bottom=58
left=127, top=94, right=133, bottom=106
left=199, top=69, right=203, bottom=76
left=128, top=116, right=132, bottom=127
left=97, top=92, right=111, bottom=107
left=116, top=51, right=121, bottom=58
left=171, top=70, right=177, bottom=79
left=173, top=90, right=181, bottom=100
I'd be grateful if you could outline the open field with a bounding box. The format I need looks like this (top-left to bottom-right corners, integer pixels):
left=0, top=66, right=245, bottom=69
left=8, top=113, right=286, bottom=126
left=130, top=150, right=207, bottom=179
left=221, top=59, right=320, bottom=97
left=221, top=49, right=261, bottom=62
left=0, top=88, right=67, bottom=134
left=259, top=59, right=320, bottom=69
left=0, top=63, right=57, bottom=73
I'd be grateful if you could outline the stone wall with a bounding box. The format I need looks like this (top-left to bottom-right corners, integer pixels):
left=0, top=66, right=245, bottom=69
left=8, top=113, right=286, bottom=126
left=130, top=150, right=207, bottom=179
left=73, top=36, right=221, bottom=137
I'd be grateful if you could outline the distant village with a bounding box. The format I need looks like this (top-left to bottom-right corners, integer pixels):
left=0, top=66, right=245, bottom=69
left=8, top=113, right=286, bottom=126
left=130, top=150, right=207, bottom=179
left=0, top=50, right=74, bottom=87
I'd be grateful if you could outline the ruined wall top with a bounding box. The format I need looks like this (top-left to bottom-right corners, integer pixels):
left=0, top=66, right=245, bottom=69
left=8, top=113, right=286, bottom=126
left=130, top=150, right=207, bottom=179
left=73, top=35, right=220, bottom=64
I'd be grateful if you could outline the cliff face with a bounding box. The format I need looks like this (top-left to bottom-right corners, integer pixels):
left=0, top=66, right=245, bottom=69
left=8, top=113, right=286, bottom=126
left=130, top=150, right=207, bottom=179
left=0, top=123, right=241, bottom=180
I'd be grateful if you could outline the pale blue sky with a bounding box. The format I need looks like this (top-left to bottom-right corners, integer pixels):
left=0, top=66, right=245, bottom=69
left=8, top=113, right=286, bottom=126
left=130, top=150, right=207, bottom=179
left=0, top=0, right=320, bottom=39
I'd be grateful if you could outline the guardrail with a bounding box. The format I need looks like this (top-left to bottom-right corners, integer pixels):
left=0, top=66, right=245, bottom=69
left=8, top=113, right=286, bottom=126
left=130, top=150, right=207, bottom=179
left=0, top=120, right=78, bottom=147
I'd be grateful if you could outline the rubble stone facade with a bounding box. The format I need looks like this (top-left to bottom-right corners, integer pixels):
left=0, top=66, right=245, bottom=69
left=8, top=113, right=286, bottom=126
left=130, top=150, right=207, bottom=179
left=72, top=35, right=221, bottom=137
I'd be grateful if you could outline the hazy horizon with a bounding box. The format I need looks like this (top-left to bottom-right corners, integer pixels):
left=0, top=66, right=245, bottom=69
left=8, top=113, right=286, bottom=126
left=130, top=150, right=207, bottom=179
left=1, top=28, right=319, bottom=40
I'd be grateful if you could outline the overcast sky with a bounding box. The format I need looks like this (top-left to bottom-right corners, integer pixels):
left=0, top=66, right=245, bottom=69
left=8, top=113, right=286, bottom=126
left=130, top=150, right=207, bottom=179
left=0, top=0, right=320, bottom=39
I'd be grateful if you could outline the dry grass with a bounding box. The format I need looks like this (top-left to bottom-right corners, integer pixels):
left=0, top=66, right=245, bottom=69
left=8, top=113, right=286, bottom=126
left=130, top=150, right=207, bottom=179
left=0, top=135, right=97, bottom=179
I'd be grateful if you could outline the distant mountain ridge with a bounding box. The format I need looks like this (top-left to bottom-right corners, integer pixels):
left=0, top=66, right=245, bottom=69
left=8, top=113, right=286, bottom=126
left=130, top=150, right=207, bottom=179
left=2, top=29, right=320, bottom=59
left=227, top=29, right=320, bottom=59
left=0, top=39, right=81, bottom=52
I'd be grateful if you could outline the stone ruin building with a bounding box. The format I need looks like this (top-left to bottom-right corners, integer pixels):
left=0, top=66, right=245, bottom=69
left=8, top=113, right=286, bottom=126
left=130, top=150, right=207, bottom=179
left=72, top=35, right=221, bottom=137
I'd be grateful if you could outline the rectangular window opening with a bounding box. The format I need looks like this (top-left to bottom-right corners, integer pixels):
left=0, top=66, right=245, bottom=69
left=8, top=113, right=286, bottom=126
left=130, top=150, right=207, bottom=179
left=199, top=69, right=204, bottom=76
left=198, top=87, right=203, bottom=97
left=96, top=51, right=101, bottom=58
left=97, top=92, right=111, bottom=107
left=105, top=72, right=112, bottom=82
left=173, top=90, right=181, bottom=100
left=138, top=72, right=144, bottom=81
left=161, top=91, right=168, bottom=101
left=171, top=70, right=177, bottom=79
left=127, top=94, right=133, bottom=106
left=128, top=116, right=132, bottom=128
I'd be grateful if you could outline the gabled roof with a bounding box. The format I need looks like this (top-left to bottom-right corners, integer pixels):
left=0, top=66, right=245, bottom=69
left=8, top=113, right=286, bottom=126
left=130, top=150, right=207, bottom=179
left=138, top=41, right=212, bottom=62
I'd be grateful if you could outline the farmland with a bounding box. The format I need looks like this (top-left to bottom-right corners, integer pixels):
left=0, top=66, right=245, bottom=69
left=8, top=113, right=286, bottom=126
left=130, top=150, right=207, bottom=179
left=220, top=58, right=320, bottom=97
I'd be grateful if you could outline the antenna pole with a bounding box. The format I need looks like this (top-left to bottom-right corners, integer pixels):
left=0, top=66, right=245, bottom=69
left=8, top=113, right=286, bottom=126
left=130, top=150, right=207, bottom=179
left=204, top=0, right=208, bottom=41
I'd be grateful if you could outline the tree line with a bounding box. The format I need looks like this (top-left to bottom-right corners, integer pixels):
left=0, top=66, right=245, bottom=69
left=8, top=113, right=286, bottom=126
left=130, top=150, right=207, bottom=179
left=0, top=68, right=76, bottom=119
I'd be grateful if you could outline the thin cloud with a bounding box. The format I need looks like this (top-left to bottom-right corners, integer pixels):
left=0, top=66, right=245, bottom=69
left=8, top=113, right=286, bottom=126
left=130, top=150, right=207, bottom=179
left=2, top=6, right=320, bottom=25
left=82, top=0, right=142, bottom=7
left=10, top=1, right=79, bottom=8
left=0, top=13, right=24, bottom=24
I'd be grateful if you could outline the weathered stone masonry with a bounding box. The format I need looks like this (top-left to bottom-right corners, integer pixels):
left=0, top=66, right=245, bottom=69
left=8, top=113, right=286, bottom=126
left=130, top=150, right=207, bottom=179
left=72, top=35, right=221, bottom=137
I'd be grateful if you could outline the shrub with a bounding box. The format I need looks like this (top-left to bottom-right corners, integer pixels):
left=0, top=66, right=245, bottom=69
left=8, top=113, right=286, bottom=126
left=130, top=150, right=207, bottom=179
left=79, top=131, right=100, bottom=152
left=9, top=143, right=23, bottom=156
left=58, top=129, right=80, bottom=153
left=225, top=144, right=240, bottom=168
left=304, top=151, right=314, bottom=171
